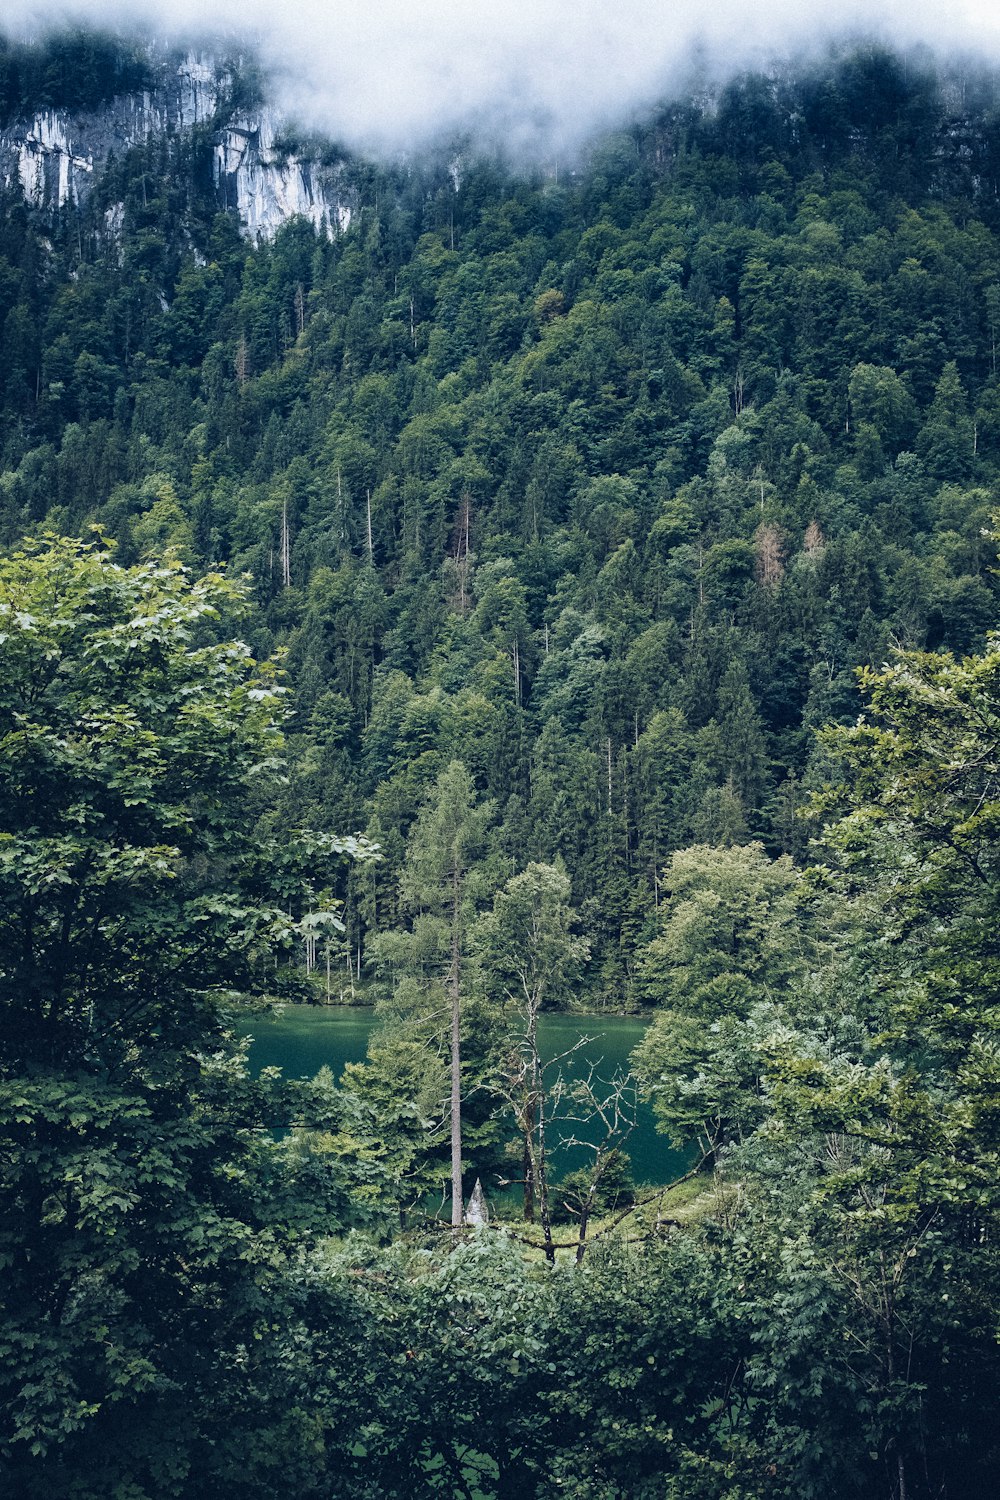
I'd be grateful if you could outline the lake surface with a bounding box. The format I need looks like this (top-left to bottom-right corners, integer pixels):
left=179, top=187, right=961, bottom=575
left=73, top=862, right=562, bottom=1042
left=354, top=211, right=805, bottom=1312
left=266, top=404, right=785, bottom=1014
left=239, top=1006, right=687, bottom=1187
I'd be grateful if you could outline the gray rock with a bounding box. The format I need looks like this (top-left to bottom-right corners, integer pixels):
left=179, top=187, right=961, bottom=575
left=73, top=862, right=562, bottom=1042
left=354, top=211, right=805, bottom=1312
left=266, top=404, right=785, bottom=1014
left=464, top=1178, right=490, bottom=1227
left=0, top=46, right=355, bottom=242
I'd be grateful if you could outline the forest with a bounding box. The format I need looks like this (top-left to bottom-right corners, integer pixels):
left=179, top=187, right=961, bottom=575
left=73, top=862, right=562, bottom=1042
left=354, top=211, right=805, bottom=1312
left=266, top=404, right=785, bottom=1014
left=1, top=26, right=1000, bottom=1500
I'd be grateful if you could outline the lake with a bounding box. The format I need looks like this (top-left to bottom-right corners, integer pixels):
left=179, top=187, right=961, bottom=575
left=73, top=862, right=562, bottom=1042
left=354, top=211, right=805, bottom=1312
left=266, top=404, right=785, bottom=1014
left=239, top=1006, right=688, bottom=1187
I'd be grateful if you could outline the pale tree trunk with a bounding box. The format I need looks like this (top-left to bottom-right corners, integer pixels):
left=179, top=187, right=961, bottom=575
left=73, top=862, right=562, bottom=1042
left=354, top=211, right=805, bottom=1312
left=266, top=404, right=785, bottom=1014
left=280, top=498, right=291, bottom=588
left=450, top=863, right=463, bottom=1233
left=535, top=1095, right=555, bottom=1262
left=883, top=1276, right=907, bottom=1500
left=576, top=1193, right=594, bottom=1264
left=521, top=1127, right=535, bottom=1222
left=526, top=1005, right=556, bottom=1261
left=521, top=999, right=540, bottom=1223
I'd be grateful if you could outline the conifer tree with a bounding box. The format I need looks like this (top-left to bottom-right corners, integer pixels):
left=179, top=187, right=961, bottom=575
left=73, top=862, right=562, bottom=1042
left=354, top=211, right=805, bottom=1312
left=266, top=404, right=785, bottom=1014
left=399, top=760, right=495, bottom=1226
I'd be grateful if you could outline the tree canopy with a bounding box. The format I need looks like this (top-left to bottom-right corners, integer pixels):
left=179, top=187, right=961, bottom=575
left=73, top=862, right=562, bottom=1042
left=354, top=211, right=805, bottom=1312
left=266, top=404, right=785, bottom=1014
left=0, top=536, right=371, bottom=1491
left=3, top=29, right=1000, bottom=1500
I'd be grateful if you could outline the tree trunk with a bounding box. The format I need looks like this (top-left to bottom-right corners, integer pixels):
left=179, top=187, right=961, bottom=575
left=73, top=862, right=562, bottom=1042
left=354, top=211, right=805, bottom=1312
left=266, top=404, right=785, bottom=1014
left=450, top=865, right=463, bottom=1233
left=576, top=1198, right=592, bottom=1264
left=522, top=1100, right=535, bottom=1221
left=536, top=1117, right=555, bottom=1262
left=280, top=497, right=291, bottom=588
left=529, top=1011, right=556, bottom=1260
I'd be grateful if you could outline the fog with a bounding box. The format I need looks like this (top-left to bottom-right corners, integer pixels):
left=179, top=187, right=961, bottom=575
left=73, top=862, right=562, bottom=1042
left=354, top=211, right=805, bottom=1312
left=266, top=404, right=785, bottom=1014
left=4, top=1, right=1000, bottom=154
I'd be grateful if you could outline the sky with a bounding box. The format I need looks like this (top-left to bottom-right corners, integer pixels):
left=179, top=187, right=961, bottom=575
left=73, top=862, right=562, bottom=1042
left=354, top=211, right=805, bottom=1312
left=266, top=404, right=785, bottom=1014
left=5, top=1, right=1000, bottom=153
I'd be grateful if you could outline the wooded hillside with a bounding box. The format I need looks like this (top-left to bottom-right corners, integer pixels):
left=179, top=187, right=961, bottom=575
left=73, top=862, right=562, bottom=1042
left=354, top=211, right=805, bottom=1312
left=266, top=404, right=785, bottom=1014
left=2, top=43, right=1000, bottom=1003
left=3, top=35, right=1000, bottom=1499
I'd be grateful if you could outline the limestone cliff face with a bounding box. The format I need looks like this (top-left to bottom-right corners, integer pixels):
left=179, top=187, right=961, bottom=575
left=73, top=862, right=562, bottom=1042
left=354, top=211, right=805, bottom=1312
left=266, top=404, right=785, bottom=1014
left=14, top=109, right=93, bottom=208
left=213, top=109, right=352, bottom=238
left=0, top=49, right=353, bottom=241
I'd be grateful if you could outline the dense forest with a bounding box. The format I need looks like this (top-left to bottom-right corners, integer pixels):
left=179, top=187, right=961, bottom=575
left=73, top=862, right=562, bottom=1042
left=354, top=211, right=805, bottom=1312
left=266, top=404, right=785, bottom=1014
left=2, top=27, right=1000, bottom=1500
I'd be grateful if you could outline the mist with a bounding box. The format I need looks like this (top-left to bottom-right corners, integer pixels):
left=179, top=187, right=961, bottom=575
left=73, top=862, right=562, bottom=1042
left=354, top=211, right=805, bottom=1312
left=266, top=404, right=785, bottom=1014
left=4, top=0, right=1000, bottom=155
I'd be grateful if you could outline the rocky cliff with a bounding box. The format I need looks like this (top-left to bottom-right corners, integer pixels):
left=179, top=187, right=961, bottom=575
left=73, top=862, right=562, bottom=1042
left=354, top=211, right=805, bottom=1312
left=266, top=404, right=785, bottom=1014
left=0, top=47, right=353, bottom=241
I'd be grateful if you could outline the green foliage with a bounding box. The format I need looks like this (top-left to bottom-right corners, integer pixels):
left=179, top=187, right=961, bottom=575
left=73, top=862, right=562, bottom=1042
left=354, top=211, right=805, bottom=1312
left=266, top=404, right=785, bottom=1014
left=635, top=843, right=810, bottom=1012
left=473, top=859, right=588, bottom=1014
left=3, top=40, right=1000, bottom=1004
left=3, top=33, right=1000, bottom=1497
left=0, top=28, right=151, bottom=125
left=0, top=537, right=373, bottom=1491
left=708, top=636, right=1000, bottom=1499
left=351, top=761, right=506, bottom=1209
left=631, top=843, right=817, bottom=1146
left=800, top=634, right=1000, bottom=1210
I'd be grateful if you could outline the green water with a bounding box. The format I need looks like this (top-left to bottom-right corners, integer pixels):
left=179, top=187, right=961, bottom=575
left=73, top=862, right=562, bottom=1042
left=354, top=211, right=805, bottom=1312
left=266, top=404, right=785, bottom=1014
left=239, top=1005, right=686, bottom=1187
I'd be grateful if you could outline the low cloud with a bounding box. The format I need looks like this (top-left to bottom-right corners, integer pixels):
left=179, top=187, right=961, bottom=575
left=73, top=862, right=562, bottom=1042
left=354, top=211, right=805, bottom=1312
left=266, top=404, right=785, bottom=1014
left=4, top=1, right=1000, bottom=154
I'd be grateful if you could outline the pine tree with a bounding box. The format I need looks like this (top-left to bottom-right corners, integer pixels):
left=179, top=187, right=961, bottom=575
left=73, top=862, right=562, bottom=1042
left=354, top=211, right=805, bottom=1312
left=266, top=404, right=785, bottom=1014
left=400, top=761, right=495, bottom=1228
left=716, top=657, right=770, bottom=817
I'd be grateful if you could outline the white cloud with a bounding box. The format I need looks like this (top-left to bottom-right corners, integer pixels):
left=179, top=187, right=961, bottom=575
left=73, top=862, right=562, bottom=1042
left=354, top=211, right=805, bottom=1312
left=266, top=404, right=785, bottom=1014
left=5, top=1, right=1000, bottom=153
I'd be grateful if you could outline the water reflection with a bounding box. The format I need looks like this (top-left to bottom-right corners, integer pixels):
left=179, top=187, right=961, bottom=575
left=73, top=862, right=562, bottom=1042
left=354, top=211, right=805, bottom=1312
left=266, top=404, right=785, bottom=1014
left=238, top=1005, right=687, bottom=1187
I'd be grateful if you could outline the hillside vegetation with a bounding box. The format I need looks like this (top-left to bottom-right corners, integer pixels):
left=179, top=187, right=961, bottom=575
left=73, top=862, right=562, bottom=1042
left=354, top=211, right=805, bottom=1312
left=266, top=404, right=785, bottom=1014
left=2, top=33, right=1000, bottom=1500
left=1, top=43, right=999, bottom=999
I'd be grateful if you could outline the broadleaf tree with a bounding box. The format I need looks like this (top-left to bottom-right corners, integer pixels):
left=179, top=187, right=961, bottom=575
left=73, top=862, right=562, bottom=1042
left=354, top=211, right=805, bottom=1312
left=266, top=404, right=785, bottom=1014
left=0, top=535, right=372, bottom=1489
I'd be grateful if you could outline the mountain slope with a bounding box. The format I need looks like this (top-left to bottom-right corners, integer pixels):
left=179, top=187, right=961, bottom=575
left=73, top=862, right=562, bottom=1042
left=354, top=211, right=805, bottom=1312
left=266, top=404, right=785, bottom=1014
left=1, top=33, right=999, bottom=1001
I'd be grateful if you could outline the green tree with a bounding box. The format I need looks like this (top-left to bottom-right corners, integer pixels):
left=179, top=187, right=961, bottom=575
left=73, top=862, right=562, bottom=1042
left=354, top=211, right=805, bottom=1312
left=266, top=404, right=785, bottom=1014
left=715, top=656, right=770, bottom=816
left=916, top=360, right=976, bottom=480
left=728, top=633, right=1000, bottom=1499
left=474, top=861, right=588, bottom=1227
left=0, top=536, right=368, bottom=1489
left=632, top=843, right=814, bottom=1147
left=395, top=759, right=495, bottom=1228
left=848, top=362, right=918, bottom=452
left=806, top=634, right=1000, bottom=1183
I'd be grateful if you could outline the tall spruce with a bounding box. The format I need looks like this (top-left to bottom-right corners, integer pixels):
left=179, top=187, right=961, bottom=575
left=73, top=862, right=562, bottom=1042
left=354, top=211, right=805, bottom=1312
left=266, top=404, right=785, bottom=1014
left=399, top=760, right=494, bottom=1226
